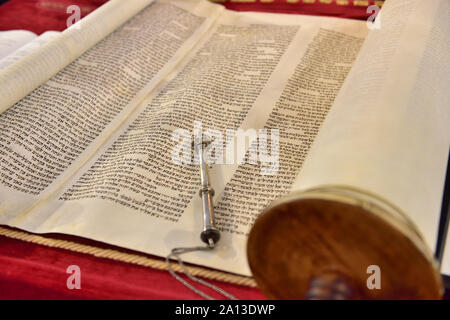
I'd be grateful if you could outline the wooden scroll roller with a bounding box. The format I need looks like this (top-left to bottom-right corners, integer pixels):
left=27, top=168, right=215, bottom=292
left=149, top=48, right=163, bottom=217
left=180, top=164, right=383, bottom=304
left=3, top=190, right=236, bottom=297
left=247, top=186, right=443, bottom=299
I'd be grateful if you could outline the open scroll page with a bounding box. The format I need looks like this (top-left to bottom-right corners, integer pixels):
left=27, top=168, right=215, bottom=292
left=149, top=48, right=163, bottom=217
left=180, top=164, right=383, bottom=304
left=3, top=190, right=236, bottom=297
left=0, top=31, right=61, bottom=71
left=291, top=0, right=450, bottom=274
left=0, top=0, right=156, bottom=113
left=4, top=1, right=369, bottom=276
left=0, top=0, right=223, bottom=235
left=0, top=30, right=37, bottom=59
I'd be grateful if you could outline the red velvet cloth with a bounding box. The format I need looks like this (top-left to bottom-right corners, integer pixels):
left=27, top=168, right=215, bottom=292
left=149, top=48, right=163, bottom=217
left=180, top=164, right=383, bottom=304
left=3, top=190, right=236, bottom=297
left=219, top=0, right=378, bottom=20
left=0, top=0, right=378, bottom=300
left=0, top=0, right=378, bottom=35
left=0, top=0, right=109, bottom=34
left=0, top=232, right=265, bottom=299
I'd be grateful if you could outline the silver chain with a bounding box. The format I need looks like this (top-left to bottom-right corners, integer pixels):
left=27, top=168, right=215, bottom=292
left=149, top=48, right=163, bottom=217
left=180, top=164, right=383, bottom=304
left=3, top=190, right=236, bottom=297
left=166, top=246, right=238, bottom=300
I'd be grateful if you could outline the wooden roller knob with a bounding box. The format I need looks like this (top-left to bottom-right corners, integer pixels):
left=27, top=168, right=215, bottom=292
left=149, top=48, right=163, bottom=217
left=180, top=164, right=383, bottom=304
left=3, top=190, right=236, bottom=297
left=247, top=187, right=443, bottom=299
left=305, top=272, right=354, bottom=300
